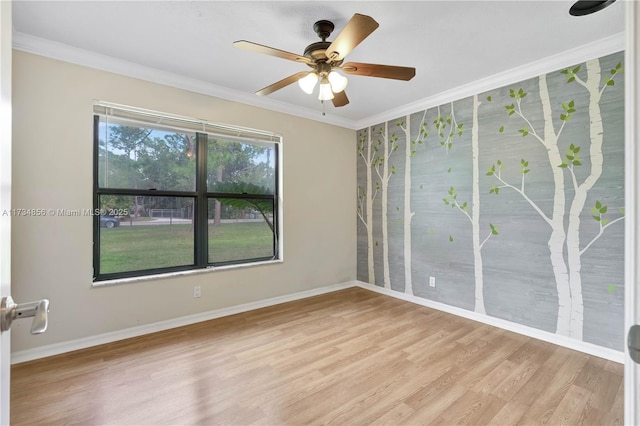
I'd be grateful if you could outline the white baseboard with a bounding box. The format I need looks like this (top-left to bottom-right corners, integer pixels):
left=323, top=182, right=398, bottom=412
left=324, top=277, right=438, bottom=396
left=356, top=281, right=624, bottom=364
left=13, top=279, right=624, bottom=364
left=10, top=281, right=358, bottom=364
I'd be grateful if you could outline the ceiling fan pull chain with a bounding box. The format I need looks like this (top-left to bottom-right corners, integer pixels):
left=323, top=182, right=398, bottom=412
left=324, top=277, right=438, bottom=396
left=321, top=100, right=326, bottom=116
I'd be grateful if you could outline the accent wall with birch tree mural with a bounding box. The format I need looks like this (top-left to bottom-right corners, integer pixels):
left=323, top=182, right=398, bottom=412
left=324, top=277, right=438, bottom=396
left=356, top=51, right=625, bottom=350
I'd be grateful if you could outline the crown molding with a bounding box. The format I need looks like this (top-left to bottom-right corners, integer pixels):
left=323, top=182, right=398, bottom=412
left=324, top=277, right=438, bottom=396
left=354, top=32, right=626, bottom=130
left=11, top=31, right=356, bottom=130
left=12, top=31, right=625, bottom=132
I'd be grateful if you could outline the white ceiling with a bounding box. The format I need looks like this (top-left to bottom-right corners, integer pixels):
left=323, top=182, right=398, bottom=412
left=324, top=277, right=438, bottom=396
left=12, top=1, right=625, bottom=129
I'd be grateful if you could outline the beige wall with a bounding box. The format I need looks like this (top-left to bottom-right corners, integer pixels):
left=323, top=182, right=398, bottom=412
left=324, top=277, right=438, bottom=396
left=10, top=51, right=356, bottom=353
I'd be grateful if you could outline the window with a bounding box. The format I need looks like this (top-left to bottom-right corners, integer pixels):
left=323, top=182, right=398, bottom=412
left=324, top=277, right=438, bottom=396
left=93, top=103, right=280, bottom=281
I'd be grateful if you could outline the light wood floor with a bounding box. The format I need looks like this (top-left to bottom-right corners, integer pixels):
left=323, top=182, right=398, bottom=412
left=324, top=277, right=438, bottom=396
left=11, top=287, right=623, bottom=425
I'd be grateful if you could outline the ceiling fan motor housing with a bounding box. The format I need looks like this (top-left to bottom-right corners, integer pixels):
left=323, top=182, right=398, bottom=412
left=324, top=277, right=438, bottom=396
left=304, top=20, right=344, bottom=66
left=303, top=41, right=331, bottom=62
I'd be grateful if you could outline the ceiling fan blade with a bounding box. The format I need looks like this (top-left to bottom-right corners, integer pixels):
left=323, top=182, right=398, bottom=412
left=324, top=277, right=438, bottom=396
left=256, top=71, right=310, bottom=96
left=234, top=40, right=313, bottom=65
left=326, top=14, right=379, bottom=62
left=342, top=62, right=416, bottom=81
left=332, top=90, right=349, bottom=107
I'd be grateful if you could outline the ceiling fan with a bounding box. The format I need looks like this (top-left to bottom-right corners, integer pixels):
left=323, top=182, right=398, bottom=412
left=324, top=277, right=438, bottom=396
left=233, top=13, right=416, bottom=108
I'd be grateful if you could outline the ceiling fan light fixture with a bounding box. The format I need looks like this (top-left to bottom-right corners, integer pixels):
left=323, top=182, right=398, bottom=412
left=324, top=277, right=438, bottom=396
left=328, top=71, right=348, bottom=93
left=298, top=72, right=318, bottom=94
left=318, top=78, right=334, bottom=101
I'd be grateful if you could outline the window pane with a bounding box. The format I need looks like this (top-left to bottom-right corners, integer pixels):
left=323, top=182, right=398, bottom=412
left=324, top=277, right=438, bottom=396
left=207, top=139, right=276, bottom=194
left=208, top=198, right=275, bottom=264
left=99, top=195, right=195, bottom=275
left=97, top=117, right=196, bottom=191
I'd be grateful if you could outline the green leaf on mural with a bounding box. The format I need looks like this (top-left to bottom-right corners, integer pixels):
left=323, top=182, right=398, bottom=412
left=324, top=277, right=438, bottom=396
left=449, top=235, right=454, bottom=242
left=396, top=206, right=400, bottom=211
left=602, top=218, right=609, bottom=226
left=419, top=184, right=424, bottom=190
left=596, top=200, right=602, bottom=209
left=620, top=208, right=625, bottom=214
left=608, top=284, right=617, bottom=293
left=559, top=163, right=568, bottom=168
left=375, top=240, right=379, bottom=246
left=600, top=205, right=608, bottom=214
left=607, top=79, right=615, bottom=86
left=448, top=168, right=452, bottom=173
left=490, top=223, right=499, bottom=235
left=443, top=198, right=450, bottom=205
left=499, top=125, right=504, bottom=133
left=593, top=215, right=601, bottom=222
left=591, top=207, right=600, bottom=214
left=487, top=96, right=492, bottom=102
left=560, top=69, right=569, bottom=75
left=572, top=65, right=581, bottom=74
left=505, top=104, right=515, bottom=116
left=569, top=100, right=575, bottom=108
left=518, top=128, right=529, bottom=137
left=572, top=160, right=582, bottom=166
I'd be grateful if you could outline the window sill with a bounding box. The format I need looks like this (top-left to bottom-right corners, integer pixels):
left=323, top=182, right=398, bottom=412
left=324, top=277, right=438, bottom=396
left=91, top=258, right=283, bottom=288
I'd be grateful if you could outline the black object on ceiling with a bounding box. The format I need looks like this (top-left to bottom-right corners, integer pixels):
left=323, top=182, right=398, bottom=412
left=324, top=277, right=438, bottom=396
left=569, top=0, right=617, bottom=16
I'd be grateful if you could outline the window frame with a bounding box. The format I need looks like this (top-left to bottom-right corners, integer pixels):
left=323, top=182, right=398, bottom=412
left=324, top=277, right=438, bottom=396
left=92, top=111, right=280, bottom=282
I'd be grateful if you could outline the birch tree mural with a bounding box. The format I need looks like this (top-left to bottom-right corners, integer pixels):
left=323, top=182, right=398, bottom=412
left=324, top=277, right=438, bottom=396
left=442, top=95, right=497, bottom=315
left=398, top=111, right=428, bottom=295
left=373, top=122, right=399, bottom=289
left=356, top=51, right=624, bottom=350
left=357, top=127, right=378, bottom=284
left=487, top=58, right=624, bottom=340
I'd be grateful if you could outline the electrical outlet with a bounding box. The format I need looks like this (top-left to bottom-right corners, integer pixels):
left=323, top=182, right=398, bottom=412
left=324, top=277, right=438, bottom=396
left=429, top=276, right=436, bottom=287
left=193, top=286, right=201, bottom=298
